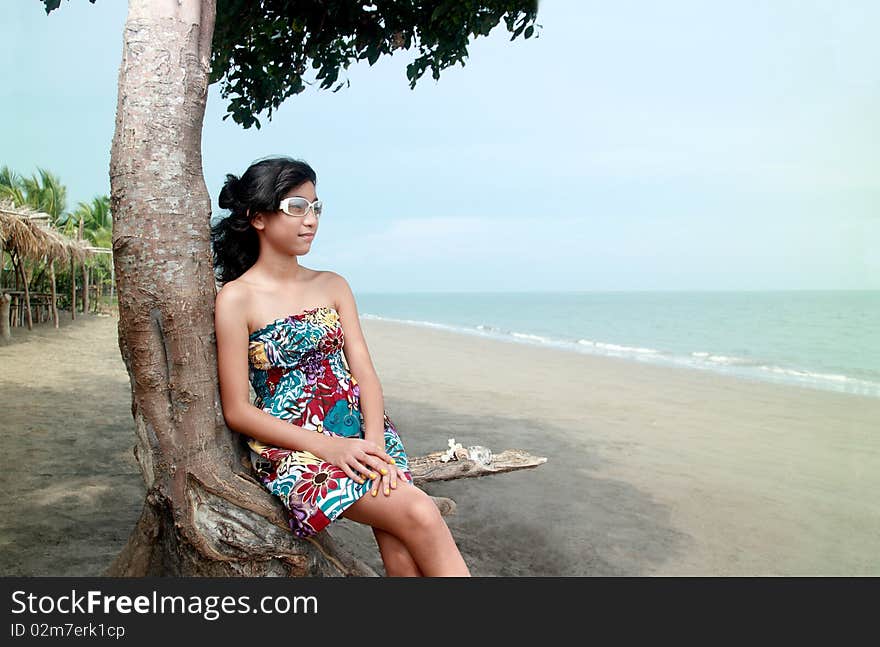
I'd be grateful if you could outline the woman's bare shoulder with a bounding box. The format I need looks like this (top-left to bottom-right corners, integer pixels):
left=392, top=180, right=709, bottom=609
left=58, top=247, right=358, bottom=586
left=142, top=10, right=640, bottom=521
left=214, top=279, right=251, bottom=320
left=312, top=268, right=348, bottom=288
left=312, top=269, right=347, bottom=308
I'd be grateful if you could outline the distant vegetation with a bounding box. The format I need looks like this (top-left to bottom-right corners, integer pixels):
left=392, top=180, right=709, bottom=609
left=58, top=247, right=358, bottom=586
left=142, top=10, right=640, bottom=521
left=0, top=165, right=113, bottom=311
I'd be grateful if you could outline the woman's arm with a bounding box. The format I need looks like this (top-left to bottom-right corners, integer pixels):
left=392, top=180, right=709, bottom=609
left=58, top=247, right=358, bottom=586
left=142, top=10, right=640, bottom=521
left=214, top=282, right=335, bottom=458
left=330, top=272, right=386, bottom=447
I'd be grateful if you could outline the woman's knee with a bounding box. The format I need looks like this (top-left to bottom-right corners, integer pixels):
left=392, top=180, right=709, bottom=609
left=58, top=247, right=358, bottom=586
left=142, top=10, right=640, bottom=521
left=342, top=484, right=442, bottom=538
left=401, top=491, right=444, bottom=534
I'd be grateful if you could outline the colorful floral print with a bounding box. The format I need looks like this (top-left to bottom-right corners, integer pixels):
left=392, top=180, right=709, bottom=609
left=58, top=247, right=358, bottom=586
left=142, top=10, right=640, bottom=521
left=246, top=305, right=414, bottom=538
left=296, top=462, right=347, bottom=505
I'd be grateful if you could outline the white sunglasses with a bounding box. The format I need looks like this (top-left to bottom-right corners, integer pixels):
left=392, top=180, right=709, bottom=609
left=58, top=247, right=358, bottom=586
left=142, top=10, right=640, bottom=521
left=279, top=197, right=323, bottom=218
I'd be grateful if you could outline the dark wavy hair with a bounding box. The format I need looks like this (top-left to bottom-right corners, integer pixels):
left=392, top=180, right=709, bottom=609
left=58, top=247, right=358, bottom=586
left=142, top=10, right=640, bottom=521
left=210, top=155, right=317, bottom=285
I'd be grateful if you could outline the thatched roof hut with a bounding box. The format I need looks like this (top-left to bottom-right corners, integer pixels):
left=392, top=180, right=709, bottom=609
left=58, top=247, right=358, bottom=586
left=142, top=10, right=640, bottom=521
left=0, top=199, right=92, bottom=266
left=0, top=199, right=99, bottom=338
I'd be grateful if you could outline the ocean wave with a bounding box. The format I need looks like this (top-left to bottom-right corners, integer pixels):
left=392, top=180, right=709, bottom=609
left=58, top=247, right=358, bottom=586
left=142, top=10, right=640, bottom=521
left=360, top=312, right=880, bottom=398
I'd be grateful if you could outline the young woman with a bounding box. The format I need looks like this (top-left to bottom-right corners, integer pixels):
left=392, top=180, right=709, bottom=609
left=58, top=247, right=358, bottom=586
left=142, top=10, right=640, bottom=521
left=211, top=155, right=470, bottom=577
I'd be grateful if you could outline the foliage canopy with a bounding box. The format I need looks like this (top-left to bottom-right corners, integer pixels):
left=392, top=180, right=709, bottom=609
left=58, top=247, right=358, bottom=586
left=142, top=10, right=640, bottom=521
left=42, top=0, right=541, bottom=129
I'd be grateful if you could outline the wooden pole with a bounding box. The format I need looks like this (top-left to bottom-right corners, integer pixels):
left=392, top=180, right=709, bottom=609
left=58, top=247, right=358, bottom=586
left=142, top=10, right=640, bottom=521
left=0, top=292, right=9, bottom=341
left=70, top=255, right=76, bottom=321
left=49, top=259, right=58, bottom=328
left=0, top=242, right=6, bottom=339
left=13, top=253, right=33, bottom=330
left=82, top=262, right=90, bottom=315
left=78, top=216, right=86, bottom=315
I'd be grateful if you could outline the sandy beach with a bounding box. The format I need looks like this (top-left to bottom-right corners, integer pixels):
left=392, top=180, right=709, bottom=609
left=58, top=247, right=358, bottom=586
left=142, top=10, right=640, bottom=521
left=1, top=312, right=878, bottom=576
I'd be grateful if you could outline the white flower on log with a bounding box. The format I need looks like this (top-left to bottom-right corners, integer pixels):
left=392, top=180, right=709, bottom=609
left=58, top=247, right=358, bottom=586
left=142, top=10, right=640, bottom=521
left=439, top=438, right=466, bottom=463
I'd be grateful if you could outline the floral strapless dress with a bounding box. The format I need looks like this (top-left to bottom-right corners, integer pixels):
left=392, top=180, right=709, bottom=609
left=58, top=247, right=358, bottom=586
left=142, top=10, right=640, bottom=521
left=246, top=305, right=414, bottom=538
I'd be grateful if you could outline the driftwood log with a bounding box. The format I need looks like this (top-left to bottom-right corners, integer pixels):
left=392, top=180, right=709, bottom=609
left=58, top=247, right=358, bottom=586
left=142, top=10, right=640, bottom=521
left=105, top=443, right=546, bottom=577
left=411, top=448, right=548, bottom=484
left=408, top=448, right=549, bottom=525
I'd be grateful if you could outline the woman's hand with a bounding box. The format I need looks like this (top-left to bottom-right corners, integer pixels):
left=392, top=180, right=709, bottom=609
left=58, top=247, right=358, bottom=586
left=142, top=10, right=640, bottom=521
left=369, top=461, right=411, bottom=498
left=321, top=436, right=394, bottom=485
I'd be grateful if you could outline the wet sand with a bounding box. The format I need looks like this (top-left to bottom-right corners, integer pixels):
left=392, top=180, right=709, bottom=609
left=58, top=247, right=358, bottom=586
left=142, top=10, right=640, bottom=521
left=1, top=312, right=878, bottom=576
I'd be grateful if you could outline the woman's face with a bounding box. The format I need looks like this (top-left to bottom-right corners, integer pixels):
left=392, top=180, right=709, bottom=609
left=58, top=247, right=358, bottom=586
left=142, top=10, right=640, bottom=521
left=255, top=181, right=320, bottom=254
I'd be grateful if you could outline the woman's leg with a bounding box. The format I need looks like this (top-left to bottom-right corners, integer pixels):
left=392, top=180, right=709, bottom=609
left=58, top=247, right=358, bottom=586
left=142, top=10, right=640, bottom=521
left=340, top=484, right=470, bottom=576
left=372, top=527, right=423, bottom=577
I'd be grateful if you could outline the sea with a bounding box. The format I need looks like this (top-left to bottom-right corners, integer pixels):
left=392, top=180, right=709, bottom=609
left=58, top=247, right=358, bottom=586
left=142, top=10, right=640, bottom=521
left=356, top=290, right=880, bottom=399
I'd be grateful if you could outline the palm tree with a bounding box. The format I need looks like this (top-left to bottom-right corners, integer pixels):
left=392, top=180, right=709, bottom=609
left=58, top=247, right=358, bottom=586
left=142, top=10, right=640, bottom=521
left=0, top=166, right=27, bottom=206
left=60, top=195, right=111, bottom=239
left=21, top=167, right=67, bottom=219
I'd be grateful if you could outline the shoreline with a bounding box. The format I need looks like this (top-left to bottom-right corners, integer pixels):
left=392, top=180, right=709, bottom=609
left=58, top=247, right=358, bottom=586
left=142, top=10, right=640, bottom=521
left=359, top=312, right=879, bottom=401
left=1, top=312, right=877, bottom=575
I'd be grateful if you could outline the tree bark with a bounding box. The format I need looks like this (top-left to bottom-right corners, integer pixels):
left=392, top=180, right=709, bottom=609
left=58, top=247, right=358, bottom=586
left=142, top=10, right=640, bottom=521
left=107, top=0, right=291, bottom=577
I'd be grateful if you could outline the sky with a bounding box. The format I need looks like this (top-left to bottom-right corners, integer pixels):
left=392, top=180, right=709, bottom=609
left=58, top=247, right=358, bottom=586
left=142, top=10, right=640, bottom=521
left=2, top=0, right=878, bottom=292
